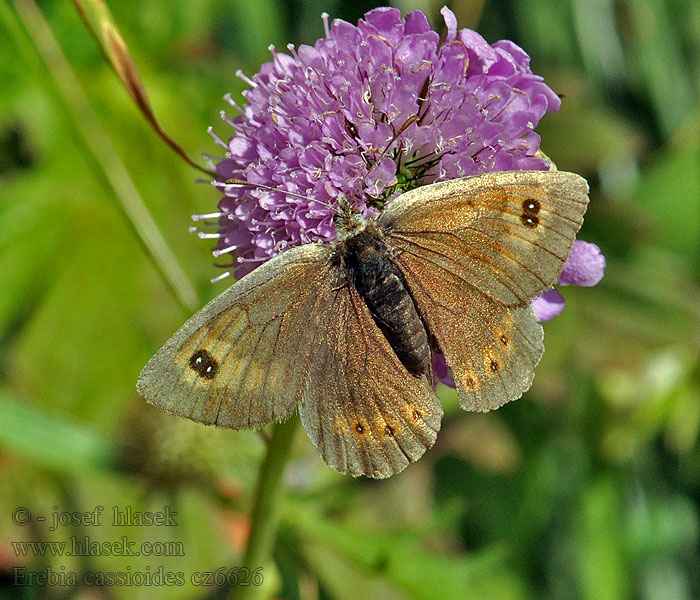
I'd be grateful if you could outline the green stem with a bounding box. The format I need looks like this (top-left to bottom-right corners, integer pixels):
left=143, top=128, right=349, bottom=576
left=233, top=418, right=297, bottom=600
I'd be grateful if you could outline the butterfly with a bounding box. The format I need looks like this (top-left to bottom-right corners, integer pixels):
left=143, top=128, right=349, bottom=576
left=137, top=170, right=589, bottom=479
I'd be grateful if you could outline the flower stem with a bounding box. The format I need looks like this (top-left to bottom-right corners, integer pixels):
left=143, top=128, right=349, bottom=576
left=233, top=418, right=297, bottom=600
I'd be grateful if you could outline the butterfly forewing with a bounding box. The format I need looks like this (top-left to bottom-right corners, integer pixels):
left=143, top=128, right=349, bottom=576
left=138, top=240, right=442, bottom=478
left=379, top=170, right=589, bottom=306
left=137, top=244, right=338, bottom=428
left=298, top=282, right=442, bottom=478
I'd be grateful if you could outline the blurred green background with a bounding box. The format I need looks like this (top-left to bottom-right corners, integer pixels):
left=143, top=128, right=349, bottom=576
left=1, top=0, right=699, bottom=598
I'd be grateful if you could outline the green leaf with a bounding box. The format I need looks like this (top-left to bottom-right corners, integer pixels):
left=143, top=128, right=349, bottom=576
left=302, top=540, right=408, bottom=600
left=634, top=145, right=700, bottom=257
left=0, top=388, right=114, bottom=471
left=622, top=0, right=696, bottom=137
left=5, top=196, right=151, bottom=428
left=291, top=506, right=527, bottom=600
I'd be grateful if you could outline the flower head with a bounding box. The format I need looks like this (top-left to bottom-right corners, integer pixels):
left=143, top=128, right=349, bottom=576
left=199, top=6, right=562, bottom=278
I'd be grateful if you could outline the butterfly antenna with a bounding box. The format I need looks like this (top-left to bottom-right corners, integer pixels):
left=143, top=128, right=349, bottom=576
left=363, top=114, right=419, bottom=184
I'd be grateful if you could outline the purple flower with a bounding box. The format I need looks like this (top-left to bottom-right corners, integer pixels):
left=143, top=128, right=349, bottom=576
left=197, top=6, right=562, bottom=278
left=194, top=6, right=605, bottom=386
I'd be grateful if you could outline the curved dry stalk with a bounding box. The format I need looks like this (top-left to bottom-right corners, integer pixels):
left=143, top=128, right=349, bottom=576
left=72, top=0, right=217, bottom=177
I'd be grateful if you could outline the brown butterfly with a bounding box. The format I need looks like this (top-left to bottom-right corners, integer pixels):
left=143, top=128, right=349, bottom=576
left=137, top=170, right=588, bottom=478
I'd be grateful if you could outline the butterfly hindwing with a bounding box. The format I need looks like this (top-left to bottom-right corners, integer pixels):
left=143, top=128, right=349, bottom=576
left=392, top=253, right=544, bottom=411
left=137, top=243, right=337, bottom=429
left=298, top=282, right=442, bottom=478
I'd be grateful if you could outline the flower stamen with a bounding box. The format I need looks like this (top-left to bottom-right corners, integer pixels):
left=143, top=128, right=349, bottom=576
left=191, top=212, right=224, bottom=221
left=210, top=271, right=232, bottom=284
left=212, top=244, right=238, bottom=257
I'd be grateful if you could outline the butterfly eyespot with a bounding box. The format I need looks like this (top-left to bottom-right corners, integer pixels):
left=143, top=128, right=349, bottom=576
left=355, top=423, right=364, bottom=434
left=465, top=376, right=476, bottom=388
left=189, top=349, right=218, bottom=380
left=500, top=335, right=509, bottom=345
left=412, top=410, right=422, bottom=420
left=520, top=198, right=541, bottom=228
left=490, top=360, right=499, bottom=372
left=384, top=425, right=395, bottom=437
left=520, top=214, right=539, bottom=228
left=522, top=199, right=541, bottom=213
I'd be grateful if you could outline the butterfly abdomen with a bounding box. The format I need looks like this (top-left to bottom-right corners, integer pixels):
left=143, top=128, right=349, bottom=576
left=344, top=229, right=430, bottom=377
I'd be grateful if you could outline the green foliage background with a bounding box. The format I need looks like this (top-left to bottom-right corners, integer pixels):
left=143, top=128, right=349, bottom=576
left=1, top=0, right=699, bottom=598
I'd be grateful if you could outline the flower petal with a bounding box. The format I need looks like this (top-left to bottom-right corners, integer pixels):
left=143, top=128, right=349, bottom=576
left=440, top=6, right=458, bottom=42
left=559, top=240, right=606, bottom=286
left=431, top=354, right=455, bottom=388
left=532, top=289, right=566, bottom=322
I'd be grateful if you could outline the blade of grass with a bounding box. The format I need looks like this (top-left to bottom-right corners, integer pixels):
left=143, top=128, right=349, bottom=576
left=4, top=0, right=199, bottom=313
left=622, top=0, right=695, bottom=137
left=0, top=388, right=115, bottom=472
left=571, top=0, right=626, bottom=89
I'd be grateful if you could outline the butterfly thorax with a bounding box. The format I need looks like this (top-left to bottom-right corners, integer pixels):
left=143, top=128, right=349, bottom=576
left=333, top=201, right=367, bottom=242
left=343, top=226, right=431, bottom=377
